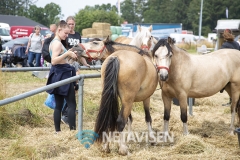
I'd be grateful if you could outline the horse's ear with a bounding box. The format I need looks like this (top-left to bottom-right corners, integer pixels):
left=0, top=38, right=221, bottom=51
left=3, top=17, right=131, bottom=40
left=103, top=35, right=110, bottom=43
left=167, top=36, right=175, bottom=44
left=149, top=25, right=153, bottom=32
left=138, top=24, right=141, bottom=32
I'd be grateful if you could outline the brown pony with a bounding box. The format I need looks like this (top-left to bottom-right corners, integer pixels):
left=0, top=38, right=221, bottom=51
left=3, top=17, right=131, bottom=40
left=152, top=37, right=240, bottom=136
left=79, top=37, right=158, bottom=155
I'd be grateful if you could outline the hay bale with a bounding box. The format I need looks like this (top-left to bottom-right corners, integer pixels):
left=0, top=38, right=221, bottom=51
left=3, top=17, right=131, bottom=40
left=110, top=26, right=117, bottom=34
left=115, top=26, right=122, bottom=35
left=111, top=34, right=119, bottom=41
left=82, top=28, right=97, bottom=36
left=92, top=22, right=110, bottom=30
left=96, top=29, right=112, bottom=37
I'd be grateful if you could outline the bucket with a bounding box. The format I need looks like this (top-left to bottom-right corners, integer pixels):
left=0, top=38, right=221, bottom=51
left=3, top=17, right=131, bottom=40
left=235, top=128, right=240, bottom=147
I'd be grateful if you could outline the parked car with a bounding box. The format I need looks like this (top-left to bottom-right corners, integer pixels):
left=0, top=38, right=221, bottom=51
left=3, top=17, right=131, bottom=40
left=10, top=26, right=51, bottom=39
left=0, top=27, right=12, bottom=44
left=2, top=37, right=29, bottom=51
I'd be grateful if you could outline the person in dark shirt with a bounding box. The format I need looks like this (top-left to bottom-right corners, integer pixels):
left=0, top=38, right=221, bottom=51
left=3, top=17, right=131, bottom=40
left=221, top=29, right=240, bottom=106
left=221, top=29, right=240, bottom=50
left=61, top=16, right=82, bottom=124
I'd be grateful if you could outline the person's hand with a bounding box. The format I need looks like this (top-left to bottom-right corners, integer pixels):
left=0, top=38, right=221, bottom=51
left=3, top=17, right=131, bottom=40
left=67, top=49, right=77, bottom=60
left=25, top=49, right=28, bottom=54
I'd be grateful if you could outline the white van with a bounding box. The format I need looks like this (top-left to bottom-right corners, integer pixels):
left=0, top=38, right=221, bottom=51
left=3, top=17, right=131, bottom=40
left=169, top=33, right=196, bottom=44
left=0, top=23, right=11, bottom=33
left=0, top=23, right=12, bottom=44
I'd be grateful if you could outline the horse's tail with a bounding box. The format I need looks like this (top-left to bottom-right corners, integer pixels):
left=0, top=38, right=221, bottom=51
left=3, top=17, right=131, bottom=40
left=94, top=57, right=120, bottom=142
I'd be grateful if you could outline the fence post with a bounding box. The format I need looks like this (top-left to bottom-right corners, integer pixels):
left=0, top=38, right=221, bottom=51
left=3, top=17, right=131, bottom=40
left=77, top=77, right=84, bottom=140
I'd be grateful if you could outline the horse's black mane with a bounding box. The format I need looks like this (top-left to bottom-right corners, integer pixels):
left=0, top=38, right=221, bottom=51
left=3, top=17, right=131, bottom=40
left=152, top=38, right=175, bottom=56
left=103, top=40, right=149, bottom=56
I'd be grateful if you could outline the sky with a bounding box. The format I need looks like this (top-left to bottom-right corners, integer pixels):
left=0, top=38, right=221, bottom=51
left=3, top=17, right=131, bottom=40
left=36, top=0, right=117, bottom=20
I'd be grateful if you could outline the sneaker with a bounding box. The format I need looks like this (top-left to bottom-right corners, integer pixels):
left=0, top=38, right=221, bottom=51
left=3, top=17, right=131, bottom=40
left=222, top=102, right=231, bottom=106
left=61, top=116, right=69, bottom=125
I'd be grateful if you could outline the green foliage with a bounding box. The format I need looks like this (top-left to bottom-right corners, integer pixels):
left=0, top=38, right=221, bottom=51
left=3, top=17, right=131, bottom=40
left=0, top=0, right=62, bottom=27
left=1, top=0, right=240, bottom=36
left=75, top=4, right=123, bottom=34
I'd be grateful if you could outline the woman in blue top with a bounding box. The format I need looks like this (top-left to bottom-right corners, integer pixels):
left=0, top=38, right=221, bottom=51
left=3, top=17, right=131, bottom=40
left=46, top=20, right=78, bottom=133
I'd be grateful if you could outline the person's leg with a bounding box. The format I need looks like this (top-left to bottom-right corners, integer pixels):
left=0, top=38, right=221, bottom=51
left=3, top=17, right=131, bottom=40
left=64, top=83, right=76, bottom=130
left=54, top=94, right=65, bottom=132
left=35, top=53, right=41, bottom=67
left=62, top=103, right=68, bottom=116
left=28, top=51, right=35, bottom=67
left=61, top=103, right=69, bottom=125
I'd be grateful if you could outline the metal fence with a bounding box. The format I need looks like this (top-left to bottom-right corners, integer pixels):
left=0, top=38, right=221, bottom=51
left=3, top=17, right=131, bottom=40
left=0, top=66, right=101, bottom=133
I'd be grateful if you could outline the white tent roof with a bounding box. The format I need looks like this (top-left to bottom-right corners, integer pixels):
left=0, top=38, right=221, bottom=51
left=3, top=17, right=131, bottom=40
left=215, top=19, right=240, bottom=30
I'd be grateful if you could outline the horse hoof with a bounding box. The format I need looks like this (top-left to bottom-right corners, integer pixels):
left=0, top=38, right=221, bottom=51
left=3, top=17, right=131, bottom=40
left=118, top=150, right=128, bottom=156
left=102, top=144, right=110, bottom=153
left=118, top=146, right=128, bottom=156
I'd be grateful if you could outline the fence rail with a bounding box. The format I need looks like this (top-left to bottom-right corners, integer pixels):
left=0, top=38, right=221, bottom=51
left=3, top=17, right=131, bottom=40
left=0, top=65, right=102, bottom=72
left=0, top=66, right=102, bottom=133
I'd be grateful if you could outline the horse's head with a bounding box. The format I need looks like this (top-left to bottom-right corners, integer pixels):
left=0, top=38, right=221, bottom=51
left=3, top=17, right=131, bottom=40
left=79, top=37, right=111, bottom=61
left=152, top=37, right=175, bottom=81
left=130, top=25, right=153, bottom=52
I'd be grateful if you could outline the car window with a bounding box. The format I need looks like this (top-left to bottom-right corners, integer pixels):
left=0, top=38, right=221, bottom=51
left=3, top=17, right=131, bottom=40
left=0, top=28, right=10, bottom=36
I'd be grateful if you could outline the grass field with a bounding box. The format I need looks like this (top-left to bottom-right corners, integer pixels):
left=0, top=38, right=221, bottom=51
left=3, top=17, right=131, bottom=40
left=1, top=67, right=240, bottom=159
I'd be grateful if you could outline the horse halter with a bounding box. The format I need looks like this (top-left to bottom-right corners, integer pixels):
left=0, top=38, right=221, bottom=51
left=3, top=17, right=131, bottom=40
left=155, top=52, right=171, bottom=72
left=79, top=43, right=106, bottom=62
left=140, top=36, right=152, bottom=51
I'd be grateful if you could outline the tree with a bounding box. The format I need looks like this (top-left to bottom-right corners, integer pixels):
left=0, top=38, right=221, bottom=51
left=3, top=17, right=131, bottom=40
left=121, top=0, right=136, bottom=23
left=75, top=4, right=123, bottom=34
left=43, top=3, right=62, bottom=25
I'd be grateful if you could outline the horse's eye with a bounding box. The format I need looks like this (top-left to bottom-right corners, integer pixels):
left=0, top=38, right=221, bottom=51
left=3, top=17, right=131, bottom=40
left=154, top=55, right=158, bottom=58
left=93, top=41, right=98, bottom=45
left=169, top=54, right=173, bottom=58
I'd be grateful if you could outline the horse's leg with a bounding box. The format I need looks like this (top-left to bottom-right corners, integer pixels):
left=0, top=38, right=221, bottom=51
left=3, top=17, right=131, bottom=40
left=127, top=114, right=133, bottom=133
left=162, top=93, right=172, bottom=138
left=143, top=98, right=155, bottom=144
left=178, top=94, right=189, bottom=135
left=226, top=83, right=240, bottom=134
left=117, top=102, right=132, bottom=155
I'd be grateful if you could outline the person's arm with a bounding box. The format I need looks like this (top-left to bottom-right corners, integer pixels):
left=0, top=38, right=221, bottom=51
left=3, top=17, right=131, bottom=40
left=25, top=33, right=32, bottom=53
left=51, top=41, right=77, bottom=65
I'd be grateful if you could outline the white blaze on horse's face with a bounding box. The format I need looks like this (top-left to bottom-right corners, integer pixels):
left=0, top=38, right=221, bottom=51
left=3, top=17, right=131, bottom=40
left=154, top=46, right=172, bottom=81
left=130, top=25, right=153, bottom=52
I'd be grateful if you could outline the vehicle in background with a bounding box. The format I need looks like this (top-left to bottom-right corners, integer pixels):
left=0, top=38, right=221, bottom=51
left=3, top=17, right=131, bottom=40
left=0, top=22, right=11, bottom=33
left=0, top=27, right=12, bottom=44
left=1, top=37, right=28, bottom=51
left=169, top=33, right=196, bottom=44
left=121, top=23, right=182, bottom=38
left=207, top=33, right=217, bottom=42
left=10, top=26, right=51, bottom=39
